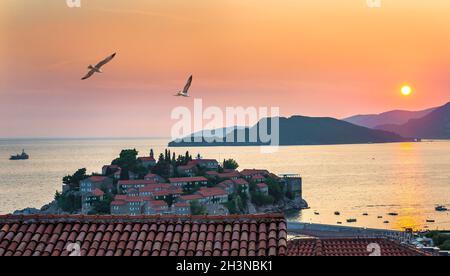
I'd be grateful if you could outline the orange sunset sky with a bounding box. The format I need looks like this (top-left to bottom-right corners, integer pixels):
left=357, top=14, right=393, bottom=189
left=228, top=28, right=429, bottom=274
left=0, top=0, right=449, bottom=138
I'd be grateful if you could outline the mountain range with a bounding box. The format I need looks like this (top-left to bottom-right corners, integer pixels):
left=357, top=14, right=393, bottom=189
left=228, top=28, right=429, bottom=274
left=169, top=116, right=411, bottom=147
left=375, top=102, right=450, bottom=139
left=169, top=102, right=449, bottom=147
left=343, top=107, right=436, bottom=129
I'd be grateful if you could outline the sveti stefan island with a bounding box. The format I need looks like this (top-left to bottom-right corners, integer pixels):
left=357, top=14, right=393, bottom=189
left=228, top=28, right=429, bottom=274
left=24, top=149, right=306, bottom=217
left=1, top=0, right=449, bottom=261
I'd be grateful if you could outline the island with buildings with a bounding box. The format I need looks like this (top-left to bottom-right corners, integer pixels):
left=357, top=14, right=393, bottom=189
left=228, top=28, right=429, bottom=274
left=18, top=149, right=307, bottom=216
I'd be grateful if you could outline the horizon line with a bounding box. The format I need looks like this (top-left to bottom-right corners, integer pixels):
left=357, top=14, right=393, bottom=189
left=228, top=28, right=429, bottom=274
left=0, top=136, right=171, bottom=140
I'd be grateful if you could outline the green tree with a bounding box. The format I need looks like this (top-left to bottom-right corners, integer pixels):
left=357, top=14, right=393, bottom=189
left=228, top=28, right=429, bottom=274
left=112, top=149, right=138, bottom=169
left=120, top=169, right=130, bottom=180
left=175, top=151, right=192, bottom=166
left=90, top=194, right=113, bottom=214
left=223, top=159, right=239, bottom=170
left=224, top=200, right=239, bottom=214
left=266, top=177, right=284, bottom=202
left=172, top=152, right=176, bottom=164
left=235, top=194, right=246, bottom=212
left=152, top=153, right=171, bottom=178
left=185, top=151, right=192, bottom=162
left=134, top=165, right=149, bottom=179
left=62, top=168, right=88, bottom=190
left=190, top=201, right=207, bottom=215
left=425, top=231, right=450, bottom=250
left=249, top=181, right=257, bottom=192
left=237, top=185, right=249, bottom=203
left=54, top=191, right=81, bottom=212
left=163, top=195, right=176, bottom=207
left=251, top=191, right=275, bottom=206
left=441, top=240, right=450, bottom=250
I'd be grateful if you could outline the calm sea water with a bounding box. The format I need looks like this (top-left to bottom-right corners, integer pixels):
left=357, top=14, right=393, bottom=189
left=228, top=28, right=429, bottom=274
left=0, top=138, right=449, bottom=230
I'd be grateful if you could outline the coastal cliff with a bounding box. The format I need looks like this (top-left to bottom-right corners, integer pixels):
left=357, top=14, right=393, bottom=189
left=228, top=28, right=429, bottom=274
left=169, top=116, right=413, bottom=147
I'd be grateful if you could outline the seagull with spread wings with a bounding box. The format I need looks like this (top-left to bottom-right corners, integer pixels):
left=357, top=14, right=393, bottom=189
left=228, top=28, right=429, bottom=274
left=174, top=75, right=193, bottom=97
left=81, top=53, right=116, bottom=80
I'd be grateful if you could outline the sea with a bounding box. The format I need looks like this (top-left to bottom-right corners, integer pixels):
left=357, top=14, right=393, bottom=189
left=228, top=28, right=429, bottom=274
left=0, top=138, right=449, bottom=231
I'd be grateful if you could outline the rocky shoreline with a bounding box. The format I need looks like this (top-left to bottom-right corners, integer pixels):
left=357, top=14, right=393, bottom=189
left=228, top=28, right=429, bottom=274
left=253, top=198, right=309, bottom=214
left=13, top=201, right=67, bottom=216
left=14, top=198, right=308, bottom=216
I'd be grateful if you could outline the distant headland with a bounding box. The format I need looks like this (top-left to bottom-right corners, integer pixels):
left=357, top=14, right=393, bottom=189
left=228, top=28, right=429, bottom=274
left=169, top=116, right=413, bottom=147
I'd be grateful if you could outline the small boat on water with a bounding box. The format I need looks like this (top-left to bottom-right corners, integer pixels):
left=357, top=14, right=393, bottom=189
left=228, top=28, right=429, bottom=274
left=347, top=219, right=357, bottom=223
left=10, top=149, right=29, bottom=160
left=388, top=212, right=399, bottom=216
left=334, top=211, right=340, bottom=216
left=435, top=205, right=448, bottom=212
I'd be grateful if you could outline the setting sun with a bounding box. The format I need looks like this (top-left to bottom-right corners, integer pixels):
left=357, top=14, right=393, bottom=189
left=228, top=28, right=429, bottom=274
left=401, top=85, right=412, bottom=96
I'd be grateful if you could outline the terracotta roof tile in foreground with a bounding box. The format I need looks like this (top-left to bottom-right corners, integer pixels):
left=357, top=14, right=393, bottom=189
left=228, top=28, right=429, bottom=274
left=287, top=237, right=430, bottom=256
left=0, top=214, right=286, bottom=257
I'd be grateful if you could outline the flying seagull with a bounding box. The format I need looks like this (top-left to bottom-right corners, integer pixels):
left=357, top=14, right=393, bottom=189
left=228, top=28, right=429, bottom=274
left=81, top=53, right=116, bottom=80
left=174, top=75, right=193, bottom=97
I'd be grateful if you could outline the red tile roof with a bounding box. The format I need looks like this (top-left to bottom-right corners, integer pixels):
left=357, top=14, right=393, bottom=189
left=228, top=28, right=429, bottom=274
left=113, top=195, right=151, bottom=203
left=218, top=171, right=241, bottom=179
left=233, top=178, right=249, bottom=186
left=169, top=177, right=208, bottom=183
left=180, top=194, right=204, bottom=201
left=147, top=201, right=168, bottom=207
left=174, top=202, right=190, bottom=208
left=88, top=176, right=109, bottom=182
left=268, top=173, right=280, bottom=180
left=138, top=184, right=172, bottom=193
left=170, top=188, right=184, bottom=195
left=122, top=197, right=149, bottom=203
left=93, top=188, right=105, bottom=197
left=152, top=190, right=174, bottom=197
left=197, top=188, right=228, bottom=197
left=240, top=169, right=269, bottom=176
left=252, top=174, right=266, bottom=180
left=189, top=159, right=218, bottom=165
left=286, top=238, right=430, bottom=256
left=114, top=195, right=128, bottom=201
left=257, top=183, right=268, bottom=189
left=218, top=180, right=234, bottom=187
left=118, top=180, right=158, bottom=186
left=0, top=214, right=286, bottom=256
